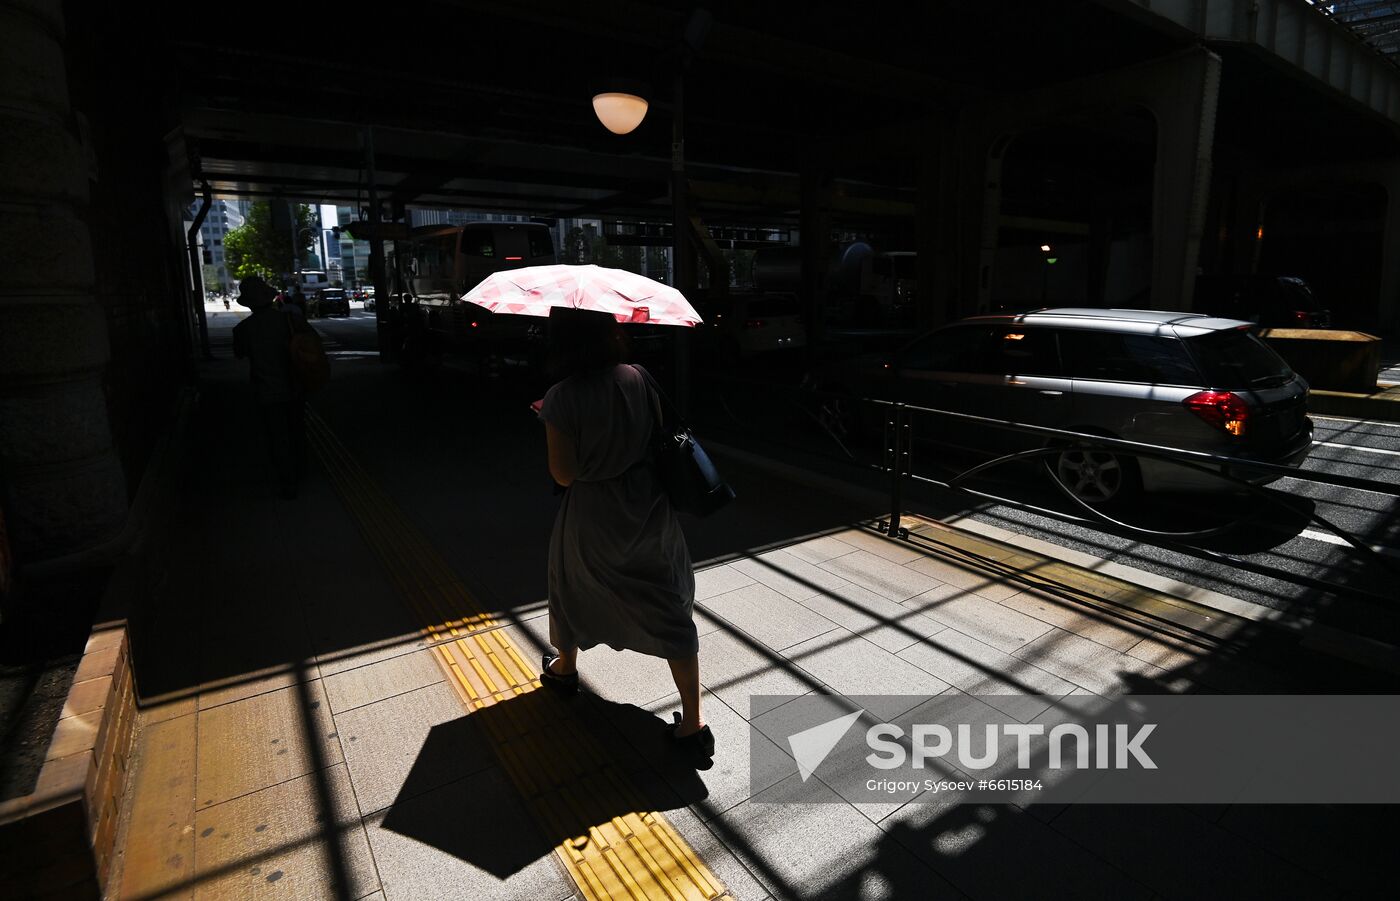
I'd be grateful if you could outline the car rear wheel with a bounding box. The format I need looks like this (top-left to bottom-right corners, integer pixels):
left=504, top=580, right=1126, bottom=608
left=1049, top=443, right=1140, bottom=507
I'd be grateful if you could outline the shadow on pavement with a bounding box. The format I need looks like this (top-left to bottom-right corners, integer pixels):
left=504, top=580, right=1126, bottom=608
left=115, top=345, right=1399, bottom=900
left=378, top=689, right=710, bottom=879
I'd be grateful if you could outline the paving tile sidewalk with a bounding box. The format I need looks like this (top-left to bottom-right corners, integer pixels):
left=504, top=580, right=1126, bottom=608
left=107, top=355, right=1392, bottom=900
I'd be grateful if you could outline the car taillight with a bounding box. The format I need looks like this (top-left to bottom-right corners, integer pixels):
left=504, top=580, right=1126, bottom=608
left=1184, top=390, right=1250, bottom=437
left=1293, top=310, right=1310, bottom=323
left=745, top=319, right=766, bottom=328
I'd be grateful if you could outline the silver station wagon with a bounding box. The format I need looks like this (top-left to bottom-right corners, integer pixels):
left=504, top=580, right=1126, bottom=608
left=821, top=308, right=1314, bottom=505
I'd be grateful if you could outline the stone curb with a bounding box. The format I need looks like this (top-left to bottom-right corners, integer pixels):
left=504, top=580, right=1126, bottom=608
left=1308, top=385, right=1400, bottom=423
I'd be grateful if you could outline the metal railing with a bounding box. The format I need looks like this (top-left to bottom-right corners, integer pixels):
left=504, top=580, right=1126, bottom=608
left=692, top=373, right=1400, bottom=605
left=876, top=397, right=1400, bottom=600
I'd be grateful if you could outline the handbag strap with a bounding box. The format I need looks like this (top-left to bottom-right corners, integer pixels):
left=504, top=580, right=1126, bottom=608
left=284, top=307, right=302, bottom=341
left=630, top=364, right=686, bottom=429
left=630, top=364, right=668, bottom=450
left=283, top=305, right=315, bottom=338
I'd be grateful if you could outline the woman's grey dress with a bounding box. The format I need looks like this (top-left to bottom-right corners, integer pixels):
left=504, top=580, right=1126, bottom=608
left=541, top=364, right=698, bottom=659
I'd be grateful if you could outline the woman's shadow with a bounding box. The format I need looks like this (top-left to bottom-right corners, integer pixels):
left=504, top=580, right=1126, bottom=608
left=378, top=688, right=712, bottom=879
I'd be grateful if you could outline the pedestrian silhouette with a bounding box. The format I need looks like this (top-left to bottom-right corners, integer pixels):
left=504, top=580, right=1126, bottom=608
left=536, top=307, right=713, bottom=763
left=232, top=275, right=307, bottom=499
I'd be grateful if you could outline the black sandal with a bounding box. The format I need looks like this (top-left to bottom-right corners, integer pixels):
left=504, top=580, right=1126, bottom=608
left=667, top=712, right=715, bottom=759
left=539, top=654, right=579, bottom=695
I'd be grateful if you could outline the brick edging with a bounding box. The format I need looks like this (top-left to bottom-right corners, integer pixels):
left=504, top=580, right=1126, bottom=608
left=0, top=621, right=137, bottom=899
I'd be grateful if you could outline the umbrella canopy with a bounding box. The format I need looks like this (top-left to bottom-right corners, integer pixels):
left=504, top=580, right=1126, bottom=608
left=461, top=264, right=702, bottom=327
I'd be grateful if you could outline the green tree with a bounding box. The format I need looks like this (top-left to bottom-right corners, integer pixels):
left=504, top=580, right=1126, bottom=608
left=200, top=264, right=221, bottom=293
left=224, top=201, right=317, bottom=282
left=563, top=226, right=591, bottom=264
left=588, top=233, right=625, bottom=269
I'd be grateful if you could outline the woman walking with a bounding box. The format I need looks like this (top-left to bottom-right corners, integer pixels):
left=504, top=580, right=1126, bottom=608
left=536, top=306, right=712, bottom=759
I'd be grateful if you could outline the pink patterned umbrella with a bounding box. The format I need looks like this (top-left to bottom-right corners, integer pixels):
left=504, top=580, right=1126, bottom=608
left=461, top=264, right=703, bottom=327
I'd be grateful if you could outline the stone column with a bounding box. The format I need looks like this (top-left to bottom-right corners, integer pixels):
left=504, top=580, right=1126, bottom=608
left=0, top=0, right=127, bottom=563
left=800, top=143, right=833, bottom=350
left=1377, top=165, right=1400, bottom=333
left=971, top=133, right=1012, bottom=316
left=1149, top=49, right=1222, bottom=312
left=915, top=115, right=957, bottom=330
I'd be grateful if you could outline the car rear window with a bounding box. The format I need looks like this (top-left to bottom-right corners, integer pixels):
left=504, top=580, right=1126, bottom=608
left=1058, top=330, right=1199, bottom=384
left=1184, top=328, right=1293, bottom=389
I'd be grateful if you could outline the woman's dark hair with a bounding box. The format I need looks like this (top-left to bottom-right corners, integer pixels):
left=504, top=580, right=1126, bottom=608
left=547, top=306, right=628, bottom=378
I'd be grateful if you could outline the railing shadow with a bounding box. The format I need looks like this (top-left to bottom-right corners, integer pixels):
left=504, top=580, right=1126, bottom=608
left=694, top=373, right=1400, bottom=607
left=115, top=354, right=1399, bottom=900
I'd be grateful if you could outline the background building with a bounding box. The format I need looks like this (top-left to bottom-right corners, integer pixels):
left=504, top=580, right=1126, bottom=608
left=190, top=198, right=245, bottom=294
left=334, top=205, right=372, bottom=289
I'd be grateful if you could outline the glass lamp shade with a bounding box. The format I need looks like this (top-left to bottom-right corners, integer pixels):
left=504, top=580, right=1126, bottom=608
left=592, top=92, right=649, bottom=135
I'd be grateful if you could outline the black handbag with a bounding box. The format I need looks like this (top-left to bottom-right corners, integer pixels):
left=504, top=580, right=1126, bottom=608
left=632, top=365, right=736, bottom=517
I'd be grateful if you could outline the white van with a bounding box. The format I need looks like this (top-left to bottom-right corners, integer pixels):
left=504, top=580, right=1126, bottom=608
left=296, top=270, right=330, bottom=293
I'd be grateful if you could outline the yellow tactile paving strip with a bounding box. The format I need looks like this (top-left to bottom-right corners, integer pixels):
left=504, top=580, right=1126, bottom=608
left=306, top=410, right=732, bottom=901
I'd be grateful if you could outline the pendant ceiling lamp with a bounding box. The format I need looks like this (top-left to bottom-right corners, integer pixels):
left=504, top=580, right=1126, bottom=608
left=591, top=91, right=649, bottom=135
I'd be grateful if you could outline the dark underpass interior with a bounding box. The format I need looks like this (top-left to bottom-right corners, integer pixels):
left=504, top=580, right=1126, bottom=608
left=105, top=335, right=1400, bottom=898
left=5, top=2, right=1400, bottom=898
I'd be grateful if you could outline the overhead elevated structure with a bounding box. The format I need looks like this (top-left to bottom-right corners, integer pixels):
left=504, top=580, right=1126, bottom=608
left=5, top=0, right=1400, bottom=569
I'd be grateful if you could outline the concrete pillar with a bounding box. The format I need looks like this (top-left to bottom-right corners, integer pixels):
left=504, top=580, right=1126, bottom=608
left=1086, top=191, right=1114, bottom=307
left=800, top=144, right=833, bottom=350
left=918, top=110, right=997, bottom=325
left=915, top=115, right=959, bottom=330
left=1378, top=166, right=1400, bottom=333
left=1234, top=180, right=1269, bottom=277
left=0, top=0, right=127, bottom=563
left=1149, top=50, right=1222, bottom=312
left=971, top=134, right=1011, bottom=316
